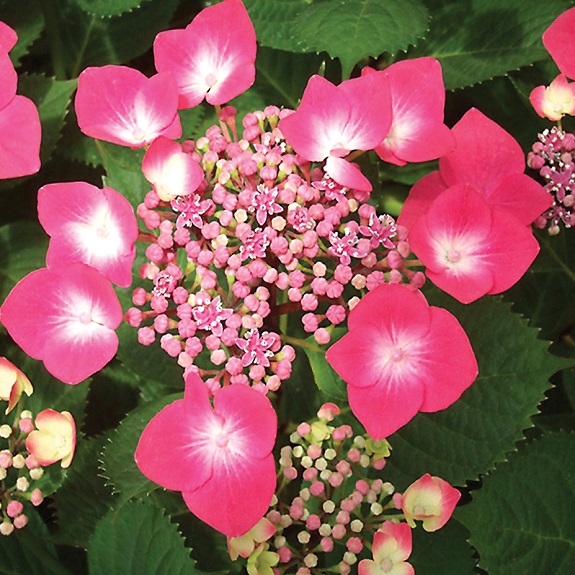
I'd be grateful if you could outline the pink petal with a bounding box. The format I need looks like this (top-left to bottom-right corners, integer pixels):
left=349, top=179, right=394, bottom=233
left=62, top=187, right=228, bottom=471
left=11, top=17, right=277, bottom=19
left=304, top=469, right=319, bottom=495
left=135, top=399, right=213, bottom=492
left=0, top=52, right=17, bottom=110
left=183, top=452, right=276, bottom=537
left=374, top=58, right=455, bottom=164
left=397, top=171, right=447, bottom=231
left=154, top=0, right=256, bottom=109
left=0, top=264, right=122, bottom=384
left=0, top=21, right=17, bottom=53
left=529, top=74, right=575, bottom=121
left=39, top=182, right=138, bottom=287
left=0, top=95, right=41, bottom=178
left=325, top=156, right=372, bottom=192
left=375, top=522, right=413, bottom=562
left=75, top=65, right=181, bottom=147
left=485, top=173, right=553, bottom=226
left=419, top=307, right=478, bottom=412
left=543, top=7, right=575, bottom=80
left=439, top=108, right=525, bottom=195
left=142, top=136, right=205, bottom=201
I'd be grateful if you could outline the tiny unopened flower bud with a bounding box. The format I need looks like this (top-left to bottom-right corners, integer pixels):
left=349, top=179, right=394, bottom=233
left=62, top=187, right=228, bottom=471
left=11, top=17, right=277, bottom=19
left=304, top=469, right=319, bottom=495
left=371, top=502, right=383, bottom=515
left=343, top=551, right=357, bottom=565
left=319, top=523, right=332, bottom=537
left=30, top=488, right=44, bottom=506
left=0, top=450, right=12, bottom=468
left=301, top=456, right=313, bottom=468
left=16, top=477, right=29, bottom=492
left=315, top=457, right=328, bottom=471
left=0, top=425, right=12, bottom=438
left=19, top=418, right=34, bottom=434
left=304, top=553, right=318, bottom=568
left=324, top=448, right=337, bottom=460
left=350, top=519, right=363, bottom=532
left=292, top=445, right=304, bottom=458
left=274, top=535, right=286, bottom=548
left=13, top=454, right=26, bottom=469
left=0, top=468, right=6, bottom=480
left=297, top=531, right=311, bottom=544
left=29, top=467, right=44, bottom=481
left=13, top=514, right=28, bottom=529
left=0, top=522, right=14, bottom=536
left=6, top=501, right=23, bottom=518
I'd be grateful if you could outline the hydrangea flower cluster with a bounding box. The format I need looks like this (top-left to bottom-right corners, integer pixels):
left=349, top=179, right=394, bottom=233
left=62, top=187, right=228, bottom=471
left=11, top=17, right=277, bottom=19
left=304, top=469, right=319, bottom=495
left=0, top=358, right=76, bottom=536
left=226, top=403, right=459, bottom=574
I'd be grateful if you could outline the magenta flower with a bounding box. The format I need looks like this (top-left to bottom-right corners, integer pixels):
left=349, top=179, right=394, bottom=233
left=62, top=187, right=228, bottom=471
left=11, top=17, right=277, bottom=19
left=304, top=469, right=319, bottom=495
left=366, top=58, right=455, bottom=167
left=0, top=21, right=41, bottom=179
left=192, top=295, right=233, bottom=337
left=236, top=328, right=275, bottom=368
left=408, top=185, right=540, bottom=303
left=543, top=7, right=575, bottom=80
left=0, top=264, right=122, bottom=385
left=154, top=0, right=256, bottom=109
left=358, top=521, right=414, bottom=575
left=326, top=283, right=478, bottom=439
left=279, top=74, right=392, bottom=191
left=142, top=136, right=205, bottom=201
left=38, top=182, right=138, bottom=288
left=75, top=65, right=181, bottom=147
left=399, top=108, right=552, bottom=230
left=135, top=372, right=277, bottom=537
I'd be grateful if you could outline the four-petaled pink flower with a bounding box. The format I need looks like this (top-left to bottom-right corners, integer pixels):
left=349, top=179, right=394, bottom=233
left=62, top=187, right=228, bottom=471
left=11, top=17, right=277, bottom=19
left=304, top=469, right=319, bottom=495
left=279, top=73, right=392, bottom=192
left=326, top=283, right=478, bottom=439
left=142, top=136, right=205, bottom=202
left=192, top=295, right=233, bottom=337
left=239, top=228, right=269, bottom=261
left=250, top=184, right=283, bottom=226
left=0, top=20, right=41, bottom=179
left=26, top=409, right=76, bottom=468
left=135, top=372, right=277, bottom=537
left=0, top=263, right=123, bottom=385
left=38, top=182, right=138, bottom=288
left=75, top=65, right=181, bottom=148
left=359, top=213, right=397, bottom=249
left=364, top=57, right=455, bottom=167
left=172, top=193, right=213, bottom=229
left=398, top=474, right=461, bottom=532
left=328, top=229, right=369, bottom=266
left=0, top=357, right=33, bottom=414
left=154, top=0, right=256, bottom=109
left=358, top=521, right=414, bottom=575
left=236, top=328, right=275, bottom=368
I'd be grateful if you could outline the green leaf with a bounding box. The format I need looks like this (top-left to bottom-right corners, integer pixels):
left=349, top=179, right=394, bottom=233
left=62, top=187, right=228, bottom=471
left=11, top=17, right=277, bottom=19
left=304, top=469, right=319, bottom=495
left=0, top=221, right=47, bottom=301
left=88, top=501, right=200, bottom=575
left=100, top=394, right=181, bottom=505
left=294, top=0, right=429, bottom=78
left=52, top=436, right=117, bottom=548
left=73, top=0, right=151, bottom=18
left=383, top=293, right=572, bottom=489
left=412, top=0, right=570, bottom=90
left=410, top=518, right=477, bottom=575
left=18, top=74, right=78, bottom=164
left=0, top=0, right=45, bottom=67
left=457, top=432, right=575, bottom=575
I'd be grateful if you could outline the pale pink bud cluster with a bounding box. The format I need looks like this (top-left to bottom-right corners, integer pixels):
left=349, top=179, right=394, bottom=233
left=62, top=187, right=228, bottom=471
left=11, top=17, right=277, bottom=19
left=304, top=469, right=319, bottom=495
left=528, top=127, right=575, bottom=234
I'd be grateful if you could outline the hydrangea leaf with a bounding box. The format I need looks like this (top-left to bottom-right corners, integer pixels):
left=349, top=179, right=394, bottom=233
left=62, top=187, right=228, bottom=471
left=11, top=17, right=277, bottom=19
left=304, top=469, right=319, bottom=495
left=18, top=75, right=77, bottom=165
left=456, top=432, right=575, bottom=575
left=51, top=436, right=116, bottom=548
left=410, top=518, right=476, bottom=575
left=73, top=0, right=151, bottom=18
left=100, top=394, right=182, bottom=506
left=88, top=501, right=201, bottom=575
left=293, top=0, right=429, bottom=78
left=383, top=293, right=572, bottom=488
left=411, top=0, right=569, bottom=90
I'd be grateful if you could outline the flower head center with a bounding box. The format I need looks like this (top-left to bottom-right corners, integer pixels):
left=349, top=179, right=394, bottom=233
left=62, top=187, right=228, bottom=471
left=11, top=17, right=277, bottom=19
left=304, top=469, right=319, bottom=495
left=381, top=558, right=393, bottom=572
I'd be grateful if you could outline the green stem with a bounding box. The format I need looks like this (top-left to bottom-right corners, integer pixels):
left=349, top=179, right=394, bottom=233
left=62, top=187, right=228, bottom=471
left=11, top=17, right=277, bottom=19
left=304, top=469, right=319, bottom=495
left=541, top=236, right=575, bottom=284
left=41, top=0, right=68, bottom=79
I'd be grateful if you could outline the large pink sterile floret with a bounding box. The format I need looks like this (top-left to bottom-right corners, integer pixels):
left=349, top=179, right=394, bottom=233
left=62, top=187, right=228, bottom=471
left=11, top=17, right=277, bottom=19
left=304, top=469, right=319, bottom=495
left=399, top=108, right=552, bottom=230
left=364, top=58, right=455, bottom=166
left=408, top=185, right=540, bottom=304
left=279, top=74, right=392, bottom=192
left=530, top=74, right=575, bottom=121
left=38, top=182, right=138, bottom=287
left=154, top=0, right=256, bottom=109
left=326, top=283, right=477, bottom=439
left=0, top=264, right=122, bottom=385
left=135, top=372, right=277, bottom=537
left=75, top=65, right=181, bottom=147
left=543, top=7, right=575, bottom=80
left=359, top=521, right=414, bottom=575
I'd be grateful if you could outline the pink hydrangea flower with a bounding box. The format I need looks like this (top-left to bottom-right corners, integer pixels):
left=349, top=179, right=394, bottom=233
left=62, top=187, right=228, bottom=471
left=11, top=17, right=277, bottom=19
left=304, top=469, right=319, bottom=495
left=75, top=65, right=181, bottom=147
left=530, top=74, right=575, bottom=121
left=154, top=0, right=256, bottom=109
left=0, top=21, right=41, bottom=179
left=0, top=264, right=123, bottom=384
left=135, top=372, right=277, bottom=537
left=358, top=521, right=414, bottom=575
left=279, top=74, right=392, bottom=191
left=399, top=474, right=461, bottom=532
left=142, top=136, right=205, bottom=201
left=0, top=357, right=33, bottom=414
left=26, top=409, right=76, bottom=468
left=543, top=6, right=575, bottom=80
left=326, top=283, right=478, bottom=439
left=408, top=185, right=541, bottom=303
left=364, top=58, right=455, bottom=166
left=399, top=108, right=552, bottom=230
left=38, top=182, right=138, bottom=287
